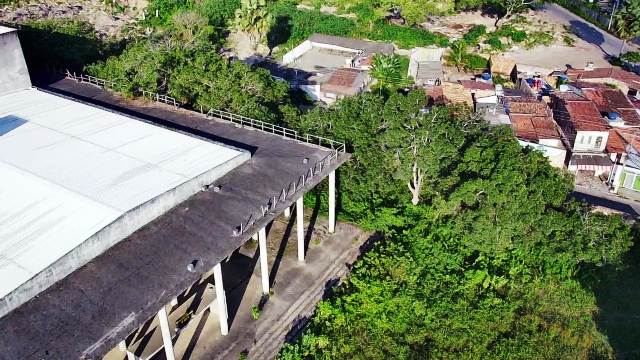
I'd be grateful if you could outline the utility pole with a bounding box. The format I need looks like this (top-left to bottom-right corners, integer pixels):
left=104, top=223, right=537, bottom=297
left=608, top=0, right=619, bottom=31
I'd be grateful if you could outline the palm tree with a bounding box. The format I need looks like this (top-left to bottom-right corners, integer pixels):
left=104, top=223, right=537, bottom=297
left=613, top=0, right=640, bottom=56
left=446, top=40, right=468, bottom=71
left=233, top=0, right=272, bottom=50
left=369, top=54, right=408, bottom=92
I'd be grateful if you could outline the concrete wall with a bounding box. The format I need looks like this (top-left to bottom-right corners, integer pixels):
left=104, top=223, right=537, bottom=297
left=518, top=140, right=567, bottom=168
left=283, top=40, right=313, bottom=64
left=0, top=150, right=250, bottom=318
left=0, top=28, right=31, bottom=96
left=573, top=130, right=609, bottom=152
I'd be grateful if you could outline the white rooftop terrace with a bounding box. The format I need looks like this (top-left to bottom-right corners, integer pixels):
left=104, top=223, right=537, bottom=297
left=0, top=88, right=250, bottom=316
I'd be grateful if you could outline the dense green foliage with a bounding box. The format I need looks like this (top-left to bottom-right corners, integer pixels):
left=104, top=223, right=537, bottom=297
left=280, top=91, right=634, bottom=359
left=143, top=0, right=241, bottom=28
left=87, top=11, right=292, bottom=122
left=267, top=0, right=448, bottom=53
left=622, top=51, right=640, bottom=63
left=462, top=24, right=486, bottom=45
left=16, top=19, right=119, bottom=75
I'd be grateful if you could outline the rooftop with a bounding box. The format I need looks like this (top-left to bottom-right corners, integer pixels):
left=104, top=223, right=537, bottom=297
left=508, top=99, right=560, bottom=141
left=579, top=87, right=640, bottom=126
left=0, top=88, right=249, bottom=313
left=0, top=78, right=349, bottom=359
left=556, top=96, right=609, bottom=131
left=459, top=80, right=495, bottom=91
left=308, top=33, right=394, bottom=56
left=320, top=67, right=365, bottom=96
left=566, top=67, right=640, bottom=90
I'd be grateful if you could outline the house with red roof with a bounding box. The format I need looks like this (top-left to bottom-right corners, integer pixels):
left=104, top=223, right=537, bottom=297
left=507, top=98, right=566, bottom=168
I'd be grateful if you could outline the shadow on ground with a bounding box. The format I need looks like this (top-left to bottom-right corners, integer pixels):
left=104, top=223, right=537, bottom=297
left=593, top=244, right=640, bottom=359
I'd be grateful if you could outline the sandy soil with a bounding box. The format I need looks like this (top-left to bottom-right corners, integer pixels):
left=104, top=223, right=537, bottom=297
left=0, top=0, right=145, bottom=37
left=501, top=39, right=611, bottom=70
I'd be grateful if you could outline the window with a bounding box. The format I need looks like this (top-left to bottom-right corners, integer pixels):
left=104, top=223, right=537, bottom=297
left=579, top=135, right=585, bottom=144
left=595, top=136, right=603, bottom=148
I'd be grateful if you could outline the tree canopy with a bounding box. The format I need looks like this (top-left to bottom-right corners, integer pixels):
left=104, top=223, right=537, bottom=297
left=281, top=90, right=634, bottom=359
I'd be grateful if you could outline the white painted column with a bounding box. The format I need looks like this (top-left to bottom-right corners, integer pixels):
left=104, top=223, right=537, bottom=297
left=328, top=170, right=336, bottom=233
left=157, top=306, right=175, bottom=360
left=284, top=206, right=291, bottom=218
left=296, top=196, right=305, bottom=262
left=213, top=263, right=229, bottom=335
left=613, top=154, right=627, bottom=194
left=252, top=233, right=258, bottom=241
left=118, top=340, right=135, bottom=360
left=258, top=227, right=269, bottom=294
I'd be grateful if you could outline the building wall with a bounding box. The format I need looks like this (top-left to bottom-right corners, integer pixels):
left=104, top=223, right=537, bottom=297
left=282, top=40, right=313, bottom=64
left=0, top=29, right=31, bottom=96
left=573, top=130, right=609, bottom=152
left=518, top=140, right=567, bottom=168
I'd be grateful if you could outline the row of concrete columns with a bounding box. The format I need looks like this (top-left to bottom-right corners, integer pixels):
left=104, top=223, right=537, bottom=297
left=120, top=170, right=336, bottom=359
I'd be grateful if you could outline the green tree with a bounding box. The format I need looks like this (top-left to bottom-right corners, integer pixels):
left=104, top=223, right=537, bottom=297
left=494, top=0, right=534, bottom=26
left=446, top=39, right=468, bottom=71
left=232, top=0, right=272, bottom=50
left=370, top=54, right=409, bottom=92
left=613, top=0, right=640, bottom=56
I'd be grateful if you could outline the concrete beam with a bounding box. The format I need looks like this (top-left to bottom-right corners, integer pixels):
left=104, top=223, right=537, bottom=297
left=118, top=340, right=135, bottom=360
left=328, top=170, right=336, bottom=233
left=213, top=263, right=229, bottom=335
left=258, top=227, right=269, bottom=294
left=296, top=197, right=305, bottom=262
left=157, top=306, right=175, bottom=360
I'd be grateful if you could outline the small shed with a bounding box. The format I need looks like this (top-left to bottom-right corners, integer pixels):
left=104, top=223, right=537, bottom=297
left=490, top=56, right=517, bottom=81
left=408, top=47, right=445, bottom=86
left=442, top=81, right=473, bottom=106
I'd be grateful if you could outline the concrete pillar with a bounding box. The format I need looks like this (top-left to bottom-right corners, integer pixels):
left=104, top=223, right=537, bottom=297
left=284, top=206, right=291, bottom=218
left=613, top=154, right=627, bottom=194
left=213, top=263, right=229, bottom=335
left=296, top=196, right=305, bottom=262
left=258, top=227, right=269, bottom=294
left=118, top=340, right=135, bottom=360
left=328, top=170, right=336, bottom=233
left=252, top=233, right=258, bottom=241
left=157, top=306, right=175, bottom=360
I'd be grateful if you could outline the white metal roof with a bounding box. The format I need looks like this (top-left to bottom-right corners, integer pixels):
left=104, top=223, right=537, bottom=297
left=0, top=88, right=249, bottom=299
left=0, top=26, right=15, bottom=35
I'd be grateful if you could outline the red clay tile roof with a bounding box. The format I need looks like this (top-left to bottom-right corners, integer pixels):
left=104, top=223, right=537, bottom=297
left=566, top=67, right=640, bottom=90
left=579, top=88, right=640, bottom=126
left=556, top=98, right=609, bottom=131
left=459, top=80, right=494, bottom=90
left=508, top=99, right=560, bottom=141
left=607, top=128, right=627, bottom=154
left=424, top=85, right=444, bottom=105
left=508, top=99, right=549, bottom=115
left=629, top=96, right=640, bottom=110
left=321, top=68, right=364, bottom=96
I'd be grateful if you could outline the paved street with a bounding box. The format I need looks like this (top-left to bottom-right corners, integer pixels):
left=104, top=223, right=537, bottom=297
left=573, top=185, right=640, bottom=217
left=542, top=3, right=639, bottom=57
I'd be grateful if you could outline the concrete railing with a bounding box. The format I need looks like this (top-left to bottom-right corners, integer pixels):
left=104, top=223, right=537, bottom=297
left=65, top=71, right=347, bottom=236
left=65, top=71, right=345, bottom=153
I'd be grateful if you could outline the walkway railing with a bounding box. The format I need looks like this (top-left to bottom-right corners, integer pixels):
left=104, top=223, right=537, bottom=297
left=65, top=71, right=345, bottom=153
left=65, top=70, right=346, bottom=236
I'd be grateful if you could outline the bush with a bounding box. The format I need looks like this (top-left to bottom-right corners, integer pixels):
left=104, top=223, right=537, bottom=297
left=268, top=1, right=449, bottom=52
left=463, top=53, right=488, bottom=71
left=622, top=51, right=640, bottom=63
left=525, top=31, right=554, bottom=49
left=463, top=24, right=486, bottom=45
left=563, top=34, right=576, bottom=46
left=510, top=30, right=526, bottom=42
left=485, top=36, right=505, bottom=51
